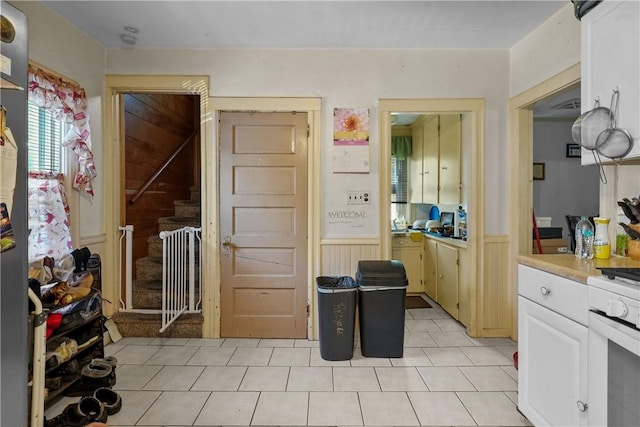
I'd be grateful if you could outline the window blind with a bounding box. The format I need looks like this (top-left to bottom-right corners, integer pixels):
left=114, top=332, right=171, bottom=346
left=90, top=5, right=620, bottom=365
left=27, top=101, right=63, bottom=172
left=391, top=156, right=408, bottom=203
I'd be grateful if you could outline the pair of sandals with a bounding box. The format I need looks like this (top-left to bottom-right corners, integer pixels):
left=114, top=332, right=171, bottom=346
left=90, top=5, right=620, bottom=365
left=44, top=387, right=122, bottom=427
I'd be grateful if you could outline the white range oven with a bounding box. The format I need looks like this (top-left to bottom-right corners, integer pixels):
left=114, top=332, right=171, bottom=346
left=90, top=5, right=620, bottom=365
left=587, top=268, right=640, bottom=427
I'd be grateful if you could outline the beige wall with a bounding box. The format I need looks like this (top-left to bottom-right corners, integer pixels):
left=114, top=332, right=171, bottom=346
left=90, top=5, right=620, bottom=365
left=13, top=1, right=106, bottom=247
left=510, top=3, right=581, bottom=97
left=107, top=48, right=511, bottom=235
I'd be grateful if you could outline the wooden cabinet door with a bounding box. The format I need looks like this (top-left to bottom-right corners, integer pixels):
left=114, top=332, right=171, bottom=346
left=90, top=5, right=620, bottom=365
left=438, top=114, right=461, bottom=204
left=392, top=238, right=423, bottom=293
left=409, top=124, right=424, bottom=204
left=423, top=238, right=438, bottom=300
left=436, top=243, right=458, bottom=318
left=518, top=296, right=588, bottom=427
left=422, top=115, right=439, bottom=203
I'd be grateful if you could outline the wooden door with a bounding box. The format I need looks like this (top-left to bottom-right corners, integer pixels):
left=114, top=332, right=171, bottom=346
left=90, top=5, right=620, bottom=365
left=436, top=243, right=458, bottom=318
left=438, top=114, right=461, bottom=204
left=219, top=112, right=308, bottom=338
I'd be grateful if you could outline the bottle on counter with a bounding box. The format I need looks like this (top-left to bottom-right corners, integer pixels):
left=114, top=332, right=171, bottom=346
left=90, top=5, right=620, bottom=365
left=616, top=221, right=629, bottom=257
left=593, top=217, right=611, bottom=259
left=575, top=216, right=594, bottom=260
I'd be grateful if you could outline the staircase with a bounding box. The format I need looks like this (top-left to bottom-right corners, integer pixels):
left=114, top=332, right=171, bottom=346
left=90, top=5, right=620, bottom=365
left=112, top=186, right=203, bottom=337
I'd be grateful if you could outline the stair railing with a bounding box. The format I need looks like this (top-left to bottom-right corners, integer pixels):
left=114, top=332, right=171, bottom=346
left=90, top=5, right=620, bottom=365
left=129, top=132, right=196, bottom=205
left=159, top=226, right=202, bottom=333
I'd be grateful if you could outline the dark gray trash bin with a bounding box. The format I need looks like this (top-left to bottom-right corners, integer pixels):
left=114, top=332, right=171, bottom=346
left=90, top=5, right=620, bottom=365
left=356, top=260, right=408, bottom=358
left=316, top=276, right=357, bottom=361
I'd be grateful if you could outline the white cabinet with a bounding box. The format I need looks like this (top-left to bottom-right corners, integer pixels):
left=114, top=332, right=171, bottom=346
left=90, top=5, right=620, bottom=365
left=437, top=243, right=459, bottom=318
left=409, top=115, right=461, bottom=204
left=392, top=235, right=423, bottom=293
left=581, top=0, right=640, bottom=164
left=518, top=265, right=589, bottom=427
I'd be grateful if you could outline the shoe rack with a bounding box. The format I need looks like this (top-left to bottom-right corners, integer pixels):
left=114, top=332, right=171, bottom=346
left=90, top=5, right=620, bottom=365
left=38, top=254, right=105, bottom=407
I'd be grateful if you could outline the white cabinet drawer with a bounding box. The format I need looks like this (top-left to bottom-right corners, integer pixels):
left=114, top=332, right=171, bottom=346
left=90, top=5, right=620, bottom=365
left=518, top=264, right=588, bottom=326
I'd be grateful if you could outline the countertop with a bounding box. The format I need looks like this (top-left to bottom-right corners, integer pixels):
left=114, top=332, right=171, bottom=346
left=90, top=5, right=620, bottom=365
left=392, top=231, right=468, bottom=249
left=518, top=254, right=640, bottom=284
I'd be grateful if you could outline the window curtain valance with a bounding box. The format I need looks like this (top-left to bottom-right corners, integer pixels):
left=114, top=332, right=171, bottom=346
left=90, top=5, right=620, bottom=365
left=28, top=64, right=96, bottom=196
left=391, top=136, right=412, bottom=160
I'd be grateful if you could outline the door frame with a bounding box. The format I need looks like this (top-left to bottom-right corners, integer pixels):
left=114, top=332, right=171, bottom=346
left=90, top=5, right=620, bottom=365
left=103, top=75, right=210, bottom=324
left=508, top=63, right=581, bottom=339
left=379, top=98, right=485, bottom=337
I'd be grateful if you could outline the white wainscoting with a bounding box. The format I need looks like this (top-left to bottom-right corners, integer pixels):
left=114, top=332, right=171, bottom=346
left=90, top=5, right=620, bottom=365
left=481, top=235, right=512, bottom=337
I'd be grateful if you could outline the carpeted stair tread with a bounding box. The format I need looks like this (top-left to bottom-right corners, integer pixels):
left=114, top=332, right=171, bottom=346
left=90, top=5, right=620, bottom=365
left=111, top=312, right=203, bottom=338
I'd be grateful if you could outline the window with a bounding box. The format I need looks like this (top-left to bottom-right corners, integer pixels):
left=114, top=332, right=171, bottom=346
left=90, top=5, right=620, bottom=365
left=391, top=155, right=408, bottom=221
left=27, top=101, right=64, bottom=172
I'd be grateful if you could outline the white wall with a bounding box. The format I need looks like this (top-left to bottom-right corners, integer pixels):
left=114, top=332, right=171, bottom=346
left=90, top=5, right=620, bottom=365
left=510, top=3, right=581, bottom=96
left=107, top=48, right=510, bottom=235
left=532, top=119, right=600, bottom=242
left=13, top=1, right=106, bottom=241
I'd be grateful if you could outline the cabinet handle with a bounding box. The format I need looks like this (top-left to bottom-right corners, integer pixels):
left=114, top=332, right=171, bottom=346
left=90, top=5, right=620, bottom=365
left=441, top=166, right=448, bottom=170
left=577, top=401, right=588, bottom=412
left=439, top=274, right=444, bottom=278
left=540, top=286, right=551, bottom=296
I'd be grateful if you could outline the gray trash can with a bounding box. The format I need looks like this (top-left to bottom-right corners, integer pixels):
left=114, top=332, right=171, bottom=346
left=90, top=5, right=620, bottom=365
left=316, top=276, right=357, bottom=361
left=356, top=260, right=408, bottom=358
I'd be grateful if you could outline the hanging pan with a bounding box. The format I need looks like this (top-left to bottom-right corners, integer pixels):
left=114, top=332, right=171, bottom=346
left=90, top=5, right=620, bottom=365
left=595, top=88, right=634, bottom=160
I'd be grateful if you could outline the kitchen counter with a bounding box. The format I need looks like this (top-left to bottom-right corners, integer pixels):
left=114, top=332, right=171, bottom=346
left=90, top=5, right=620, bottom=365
left=518, top=253, right=640, bottom=284
left=392, top=231, right=468, bottom=249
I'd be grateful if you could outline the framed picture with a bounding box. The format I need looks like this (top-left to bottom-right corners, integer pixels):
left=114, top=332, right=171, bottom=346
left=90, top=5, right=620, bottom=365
left=566, top=143, right=581, bottom=158
left=533, top=163, right=545, bottom=180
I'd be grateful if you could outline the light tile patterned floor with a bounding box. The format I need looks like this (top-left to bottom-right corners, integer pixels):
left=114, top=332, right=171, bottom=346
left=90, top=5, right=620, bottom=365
left=44, top=296, right=531, bottom=426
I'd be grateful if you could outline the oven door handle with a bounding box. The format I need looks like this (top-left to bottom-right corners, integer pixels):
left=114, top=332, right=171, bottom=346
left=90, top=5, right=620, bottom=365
left=588, top=311, right=640, bottom=357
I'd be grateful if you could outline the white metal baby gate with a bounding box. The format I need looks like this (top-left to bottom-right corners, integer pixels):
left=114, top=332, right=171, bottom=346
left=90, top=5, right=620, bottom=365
left=119, top=225, right=202, bottom=332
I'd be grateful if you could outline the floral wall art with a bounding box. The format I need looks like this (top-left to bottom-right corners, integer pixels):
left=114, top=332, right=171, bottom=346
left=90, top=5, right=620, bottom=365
left=333, top=108, right=370, bottom=173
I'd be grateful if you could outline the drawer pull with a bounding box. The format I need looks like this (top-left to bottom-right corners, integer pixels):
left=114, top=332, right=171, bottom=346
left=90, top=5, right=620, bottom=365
left=540, top=286, right=551, bottom=296
left=577, top=401, right=588, bottom=412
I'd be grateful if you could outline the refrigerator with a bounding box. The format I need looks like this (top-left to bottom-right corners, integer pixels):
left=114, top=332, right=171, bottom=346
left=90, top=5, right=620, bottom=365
left=1, top=1, right=29, bottom=425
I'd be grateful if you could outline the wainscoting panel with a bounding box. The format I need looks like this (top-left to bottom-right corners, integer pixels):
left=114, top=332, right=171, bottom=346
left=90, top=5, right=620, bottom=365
left=320, top=239, right=381, bottom=277
left=482, top=235, right=511, bottom=337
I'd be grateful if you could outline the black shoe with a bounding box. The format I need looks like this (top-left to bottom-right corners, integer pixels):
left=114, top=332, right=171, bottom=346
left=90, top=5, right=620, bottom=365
left=77, top=395, right=107, bottom=423
left=44, top=400, right=96, bottom=427
left=94, top=387, right=122, bottom=415
left=64, top=359, right=116, bottom=397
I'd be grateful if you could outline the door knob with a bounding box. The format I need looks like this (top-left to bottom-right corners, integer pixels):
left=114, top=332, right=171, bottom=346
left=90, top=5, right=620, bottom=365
left=222, top=236, right=232, bottom=247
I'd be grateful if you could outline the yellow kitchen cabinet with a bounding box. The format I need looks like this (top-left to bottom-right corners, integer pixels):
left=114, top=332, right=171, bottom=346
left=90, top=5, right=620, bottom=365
left=423, top=236, right=468, bottom=324
left=438, top=115, right=462, bottom=205
left=437, top=243, right=459, bottom=319
left=423, top=238, right=438, bottom=300
left=391, top=235, right=423, bottom=293
left=409, top=114, right=461, bottom=204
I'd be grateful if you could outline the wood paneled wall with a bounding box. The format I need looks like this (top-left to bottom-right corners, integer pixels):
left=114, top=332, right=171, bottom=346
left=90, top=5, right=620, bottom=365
left=320, top=240, right=381, bottom=276
left=124, top=94, right=199, bottom=277
left=481, top=235, right=511, bottom=337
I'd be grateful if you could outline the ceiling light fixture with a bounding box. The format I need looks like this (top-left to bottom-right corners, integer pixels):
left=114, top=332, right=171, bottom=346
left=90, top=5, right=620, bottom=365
left=123, top=26, right=139, bottom=34
left=120, top=34, right=137, bottom=46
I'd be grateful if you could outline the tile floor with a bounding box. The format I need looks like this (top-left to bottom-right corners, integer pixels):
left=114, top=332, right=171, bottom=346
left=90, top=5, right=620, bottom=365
left=45, top=296, right=531, bottom=426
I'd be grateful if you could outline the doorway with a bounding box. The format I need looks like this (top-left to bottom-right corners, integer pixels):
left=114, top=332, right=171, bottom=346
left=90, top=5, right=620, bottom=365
left=218, top=111, right=308, bottom=338
left=531, top=84, right=599, bottom=251
left=379, top=98, right=485, bottom=337
left=508, top=63, right=581, bottom=338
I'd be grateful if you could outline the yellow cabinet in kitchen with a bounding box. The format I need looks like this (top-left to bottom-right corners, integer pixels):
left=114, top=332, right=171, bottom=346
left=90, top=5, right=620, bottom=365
left=409, top=114, right=461, bottom=204
left=391, top=235, right=423, bottom=293
left=423, top=238, right=438, bottom=300
left=423, top=236, right=467, bottom=324
left=436, top=243, right=459, bottom=319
